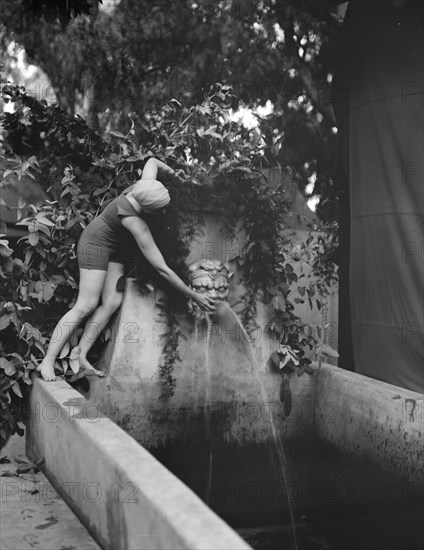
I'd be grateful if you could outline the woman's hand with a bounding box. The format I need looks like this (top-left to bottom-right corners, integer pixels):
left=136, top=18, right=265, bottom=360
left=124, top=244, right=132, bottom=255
left=192, top=293, right=216, bottom=313
left=142, top=158, right=176, bottom=180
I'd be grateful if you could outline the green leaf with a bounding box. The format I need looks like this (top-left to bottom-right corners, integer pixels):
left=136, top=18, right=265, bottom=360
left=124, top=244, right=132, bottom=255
left=0, top=358, right=16, bottom=375
left=321, top=344, right=339, bottom=358
left=279, top=354, right=291, bottom=369
left=12, top=383, right=23, bottom=398
left=0, top=315, right=11, bottom=331
left=14, top=455, right=30, bottom=465
left=35, top=215, right=55, bottom=226
left=5, top=257, right=13, bottom=272
left=35, top=223, right=51, bottom=236
left=34, top=341, right=45, bottom=354
left=70, top=333, right=79, bottom=348
left=15, top=218, right=32, bottom=226
left=24, top=250, right=34, bottom=265
left=109, top=130, right=126, bottom=139
left=69, top=346, right=80, bottom=360
left=59, top=342, right=70, bottom=359
left=0, top=244, right=13, bottom=257
left=16, top=462, right=39, bottom=473
left=125, top=154, right=143, bottom=162
left=9, top=352, right=24, bottom=361
left=69, top=358, right=80, bottom=374
left=29, top=232, right=39, bottom=246
left=42, top=282, right=57, bottom=302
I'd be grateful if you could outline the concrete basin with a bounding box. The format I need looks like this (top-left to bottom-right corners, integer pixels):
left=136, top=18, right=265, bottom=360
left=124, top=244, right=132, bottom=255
left=26, top=362, right=423, bottom=549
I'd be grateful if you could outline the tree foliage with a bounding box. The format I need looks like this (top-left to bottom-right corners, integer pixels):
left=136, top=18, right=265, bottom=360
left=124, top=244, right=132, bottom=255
left=1, top=0, right=343, bottom=220
left=22, top=0, right=102, bottom=25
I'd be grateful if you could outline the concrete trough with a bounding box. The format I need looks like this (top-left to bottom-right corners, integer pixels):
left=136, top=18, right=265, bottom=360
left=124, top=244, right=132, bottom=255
left=26, top=365, right=423, bottom=549
left=26, top=379, right=251, bottom=550
left=314, top=365, right=424, bottom=483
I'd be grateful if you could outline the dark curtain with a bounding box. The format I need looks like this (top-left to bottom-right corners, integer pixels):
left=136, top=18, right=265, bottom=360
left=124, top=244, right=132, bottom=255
left=335, top=0, right=424, bottom=392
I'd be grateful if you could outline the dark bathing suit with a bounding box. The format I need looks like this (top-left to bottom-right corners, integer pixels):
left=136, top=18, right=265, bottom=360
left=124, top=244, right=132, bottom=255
left=77, top=191, right=143, bottom=271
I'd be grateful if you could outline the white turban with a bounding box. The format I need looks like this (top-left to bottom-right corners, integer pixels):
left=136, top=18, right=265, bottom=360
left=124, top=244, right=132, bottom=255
left=131, top=179, right=170, bottom=213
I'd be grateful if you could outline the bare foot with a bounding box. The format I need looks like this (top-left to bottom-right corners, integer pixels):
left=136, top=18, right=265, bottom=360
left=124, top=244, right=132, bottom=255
left=36, top=359, right=56, bottom=381
left=77, top=356, right=105, bottom=378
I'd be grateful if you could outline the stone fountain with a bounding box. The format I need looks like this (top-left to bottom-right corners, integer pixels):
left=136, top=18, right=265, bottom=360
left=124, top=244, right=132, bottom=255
left=25, top=203, right=422, bottom=549
left=87, top=207, right=318, bottom=529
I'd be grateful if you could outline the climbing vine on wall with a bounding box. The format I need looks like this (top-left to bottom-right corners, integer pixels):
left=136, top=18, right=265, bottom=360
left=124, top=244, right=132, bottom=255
left=0, top=82, right=338, bottom=443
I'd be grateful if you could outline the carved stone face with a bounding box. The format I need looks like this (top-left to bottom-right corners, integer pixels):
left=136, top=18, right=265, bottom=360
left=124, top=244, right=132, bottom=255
left=188, top=259, right=234, bottom=300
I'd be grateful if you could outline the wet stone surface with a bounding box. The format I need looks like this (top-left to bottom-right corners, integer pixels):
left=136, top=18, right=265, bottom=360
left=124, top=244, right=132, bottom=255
left=0, top=434, right=100, bottom=550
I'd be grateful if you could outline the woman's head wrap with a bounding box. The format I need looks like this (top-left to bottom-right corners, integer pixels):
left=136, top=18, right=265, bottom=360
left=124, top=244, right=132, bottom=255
left=131, top=179, right=170, bottom=213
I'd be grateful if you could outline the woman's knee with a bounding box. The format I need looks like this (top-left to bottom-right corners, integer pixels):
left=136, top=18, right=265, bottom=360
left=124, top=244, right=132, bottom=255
left=73, top=299, right=99, bottom=317
left=102, top=293, right=123, bottom=313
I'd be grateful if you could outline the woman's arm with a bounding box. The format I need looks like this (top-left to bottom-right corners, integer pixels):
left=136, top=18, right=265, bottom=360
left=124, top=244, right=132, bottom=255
left=123, top=158, right=175, bottom=195
left=121, top=216, right=215, bottom=312
left=142, top=158, right=176, bottom=180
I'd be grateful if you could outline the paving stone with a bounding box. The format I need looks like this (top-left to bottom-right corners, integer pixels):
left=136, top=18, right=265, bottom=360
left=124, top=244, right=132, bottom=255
left=0, top=434, right=101, bottom=550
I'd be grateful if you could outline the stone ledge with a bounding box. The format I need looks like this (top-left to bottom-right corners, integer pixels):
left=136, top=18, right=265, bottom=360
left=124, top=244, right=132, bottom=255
left=26, top=378, right=251, bottom=550
left=315, top=364, right=424, bottom=483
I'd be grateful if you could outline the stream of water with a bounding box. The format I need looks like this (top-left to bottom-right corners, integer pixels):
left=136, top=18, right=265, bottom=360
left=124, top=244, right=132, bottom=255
left=199, top=302, right=299, bottom=550
left=205, top=317, right=214, bottom=506
left=210, top=302, right=299, bottom=550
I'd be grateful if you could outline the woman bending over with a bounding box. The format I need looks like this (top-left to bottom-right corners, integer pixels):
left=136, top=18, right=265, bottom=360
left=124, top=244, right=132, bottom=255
left=37, top=158, right=215, bottom=381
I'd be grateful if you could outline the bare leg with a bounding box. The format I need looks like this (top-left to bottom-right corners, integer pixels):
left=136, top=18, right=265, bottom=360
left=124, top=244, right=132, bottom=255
left=37, top=269, right=107, bottom=381
left=76, top=262, right=124, bottom=376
